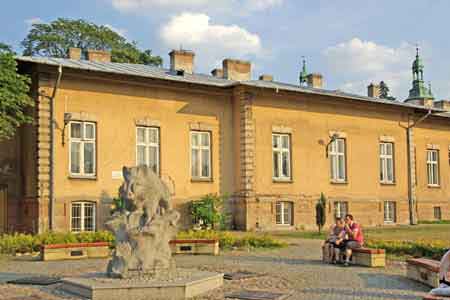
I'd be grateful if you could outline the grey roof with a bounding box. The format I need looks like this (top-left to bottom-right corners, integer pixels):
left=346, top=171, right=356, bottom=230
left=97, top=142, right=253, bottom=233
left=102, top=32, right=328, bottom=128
left=16, top=56, right=446, bottom=114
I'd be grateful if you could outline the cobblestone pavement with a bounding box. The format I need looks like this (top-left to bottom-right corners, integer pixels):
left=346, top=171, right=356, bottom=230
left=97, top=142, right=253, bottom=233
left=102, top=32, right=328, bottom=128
left=0, top=239, right=430, bottom=300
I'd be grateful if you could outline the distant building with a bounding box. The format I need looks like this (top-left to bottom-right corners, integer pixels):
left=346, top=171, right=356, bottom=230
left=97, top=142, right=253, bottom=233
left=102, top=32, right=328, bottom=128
left=0, top=48, right=449, bottom=233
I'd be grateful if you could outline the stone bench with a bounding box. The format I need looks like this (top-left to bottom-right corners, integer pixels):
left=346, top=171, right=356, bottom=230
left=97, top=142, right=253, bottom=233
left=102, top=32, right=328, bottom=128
left=352, top=248, right=386, bottom=267
left=321, top=245, right=385, bottom=267
left=41, top=242, right=111, bottom=261
left=169, top=239, right=219, bottom=256
left=407, top=258, right=450, bottom=288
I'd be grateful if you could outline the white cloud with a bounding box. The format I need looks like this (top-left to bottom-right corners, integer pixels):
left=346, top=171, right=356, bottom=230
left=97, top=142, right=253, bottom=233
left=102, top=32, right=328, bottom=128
left=104, top=24, right=128, bottom=37
left=25, top=17, right=43, bottom=26
left=110, top=0, right=282, bottom=14
left=160, top=13, right=263, bottom=71
left=323, top=38, right=416, bottom=99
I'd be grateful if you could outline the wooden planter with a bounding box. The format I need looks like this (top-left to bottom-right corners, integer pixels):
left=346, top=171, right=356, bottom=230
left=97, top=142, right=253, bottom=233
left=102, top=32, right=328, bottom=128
left=170, top=239, right=219, bottom=256
left=352, top=248, right=386, bottom=267
left=41, top=242, right=111, bottom=261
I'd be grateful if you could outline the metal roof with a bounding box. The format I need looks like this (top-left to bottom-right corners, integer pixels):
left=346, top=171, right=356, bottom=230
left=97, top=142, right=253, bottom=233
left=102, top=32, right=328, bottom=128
left=16, top=56, right=446, bottom=114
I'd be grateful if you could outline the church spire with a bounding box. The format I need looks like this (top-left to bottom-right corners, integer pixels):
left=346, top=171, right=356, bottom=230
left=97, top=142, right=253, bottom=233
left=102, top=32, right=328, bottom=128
left=406, top=46, right=434, bottom=102
left=299, top=57, right=308, bottom=86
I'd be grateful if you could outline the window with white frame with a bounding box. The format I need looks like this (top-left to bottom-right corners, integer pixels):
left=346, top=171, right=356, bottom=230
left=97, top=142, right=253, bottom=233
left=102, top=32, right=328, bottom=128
left=380, top=142, right=395, bottom=183
left=384, top=201, right=396, bottom=223
left=69, top=122, right=96, bottom=177
left=334, top=201, right=348, bottom=219
left=330, top=138, right=346, bottom=182
left=71, top=201, right=96, bottom=232
left=275, top=201, right=293, bottom=225
left=136, top=127, right=160, bottom=174
left=272, top=133, right=291, bottom=180
left=191, top=131, right=211, bottom=179
left=427, top=149, right=439, bottom=186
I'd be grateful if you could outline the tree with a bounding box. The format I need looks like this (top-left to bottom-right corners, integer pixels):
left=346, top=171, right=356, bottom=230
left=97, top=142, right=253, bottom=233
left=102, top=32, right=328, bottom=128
left=315, top=193, right=327, bottom=233
left=0, top=49, right=34, bottom=141
left=0, top=42, right=14, bottom=55
left=21, top=18, right=162, bottom=66
left=379, top=81, right=396, bottom=101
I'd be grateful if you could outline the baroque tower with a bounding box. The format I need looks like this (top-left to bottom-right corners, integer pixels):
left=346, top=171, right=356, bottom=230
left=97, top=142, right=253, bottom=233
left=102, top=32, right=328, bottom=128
left=405, top=47, right=434, bottom=107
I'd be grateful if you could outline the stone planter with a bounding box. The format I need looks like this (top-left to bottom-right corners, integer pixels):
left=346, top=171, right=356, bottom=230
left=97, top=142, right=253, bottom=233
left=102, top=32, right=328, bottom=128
left=41, top=242, right=111, bottom=261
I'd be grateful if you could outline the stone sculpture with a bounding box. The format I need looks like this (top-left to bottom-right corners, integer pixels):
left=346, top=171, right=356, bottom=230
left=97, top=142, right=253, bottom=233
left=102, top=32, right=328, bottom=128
left=105, top=166, right=180, bottom=278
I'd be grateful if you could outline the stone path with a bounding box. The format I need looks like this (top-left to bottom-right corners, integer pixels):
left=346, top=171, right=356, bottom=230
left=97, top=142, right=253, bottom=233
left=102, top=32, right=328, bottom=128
left=0, top=239, right=430, bottom=300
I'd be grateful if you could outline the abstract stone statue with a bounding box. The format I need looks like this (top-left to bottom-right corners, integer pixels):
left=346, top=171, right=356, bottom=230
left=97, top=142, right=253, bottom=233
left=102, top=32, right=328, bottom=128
left=105, top=166, right=180, bottom=278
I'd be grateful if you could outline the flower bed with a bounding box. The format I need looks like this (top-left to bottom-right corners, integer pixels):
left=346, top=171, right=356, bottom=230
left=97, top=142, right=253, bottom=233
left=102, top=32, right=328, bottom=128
left=365, top=239, right=450, bottom=260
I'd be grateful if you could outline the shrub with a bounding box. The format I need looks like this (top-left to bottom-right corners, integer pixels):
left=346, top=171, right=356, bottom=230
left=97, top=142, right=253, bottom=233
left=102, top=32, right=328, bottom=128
left=177, top=230, right=287, bottom=250
left=0, top=231, right=114, bottom=254
left=190, top=194, right=230, bottom=230
left=418, top=220, right=450, bottom=225
left=365, top=239, right=449, bottom=260
left=315, top=193, right=326, bottom=233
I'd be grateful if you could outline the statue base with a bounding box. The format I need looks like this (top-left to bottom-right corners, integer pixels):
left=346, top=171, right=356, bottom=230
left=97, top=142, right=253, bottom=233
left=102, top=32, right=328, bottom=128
left=60, top=269, right=223, bottom=300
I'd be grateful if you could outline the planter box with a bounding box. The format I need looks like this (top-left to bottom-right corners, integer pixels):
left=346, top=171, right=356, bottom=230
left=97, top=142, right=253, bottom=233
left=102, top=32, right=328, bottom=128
left=170, top=239, right=219, bottom=256
left=352, top=248, right=386, bottom=267
left=41, top=242, right=111, bottom=261
left=406, top=258, right=441, bottom=288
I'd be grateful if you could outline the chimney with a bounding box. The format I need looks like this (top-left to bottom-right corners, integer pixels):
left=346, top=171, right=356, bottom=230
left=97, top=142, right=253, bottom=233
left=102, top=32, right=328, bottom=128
left=211, top=68, right=224, bottom=78
left=68, top=48, right=82, bottom=60
left=223, top=59, right=251, bottom=81
left=307, top=73, right=323, bottom=89
left=87, top=49, right=111, bottom=63
left=259, top=74, right=273, bottom=82
left=434, top=100, right=450, bottom=111
left=367, top=83, right=381, bottom=98
left=169, top=50, right=195, bottom=74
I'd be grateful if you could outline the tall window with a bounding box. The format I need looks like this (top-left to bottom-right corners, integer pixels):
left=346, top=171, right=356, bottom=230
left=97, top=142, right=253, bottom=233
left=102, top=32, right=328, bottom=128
left=384, top=201, right=396, bottom=223
left=434, top=207, right=442, bottom=220
left=380, top=142, right=394, bottom=183
left=191, top=131, right=211, bottom=179
left=272, top=133, right=291, bottom=180
left=71, top=202, right=96, bottom=232
left=334, top=201, right=348, bottom=219
left=69, top=122, right=96, bottom=177
left=427, top=150, right=439, bottom=186
left=330, top=138, right=346, bottom=182
left=276, top=201, right=293, bottom=225
left=136, top=127, right=160, bottom=174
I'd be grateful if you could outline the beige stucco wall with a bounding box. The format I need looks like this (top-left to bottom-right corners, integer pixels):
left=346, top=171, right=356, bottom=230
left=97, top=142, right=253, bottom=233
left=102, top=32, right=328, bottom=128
left=248, top=91, right=424, bottom=230
left=44, top=73, right=234, bottom=231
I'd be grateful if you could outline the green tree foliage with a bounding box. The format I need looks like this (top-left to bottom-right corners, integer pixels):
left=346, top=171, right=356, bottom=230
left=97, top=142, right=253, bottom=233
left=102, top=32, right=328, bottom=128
left=0, top=42, right=14, bottom=54
left=21, top=18, right=162, bottom=66
left=379, top=81, right=396, bottom=101
left=315, top=193, right=327, bottom=233
left=0, top=49, right=33, bottom=141
left=190, top=194, right=230, bottom=230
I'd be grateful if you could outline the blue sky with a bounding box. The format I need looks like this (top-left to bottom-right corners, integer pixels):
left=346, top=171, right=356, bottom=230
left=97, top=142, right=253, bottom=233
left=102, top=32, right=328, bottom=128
left=1, top=0, right=449, bottom=100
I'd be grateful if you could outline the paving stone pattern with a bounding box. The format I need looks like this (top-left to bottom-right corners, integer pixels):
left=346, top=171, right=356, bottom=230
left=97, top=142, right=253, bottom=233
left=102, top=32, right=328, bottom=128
left=0, top=239, right=430, bottom=300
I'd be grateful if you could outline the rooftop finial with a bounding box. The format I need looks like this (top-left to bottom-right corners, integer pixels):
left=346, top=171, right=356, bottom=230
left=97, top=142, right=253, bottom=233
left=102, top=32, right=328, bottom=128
left=416, top=44, right=420, bottom=57
left=299, top=56, right=308, bottom=86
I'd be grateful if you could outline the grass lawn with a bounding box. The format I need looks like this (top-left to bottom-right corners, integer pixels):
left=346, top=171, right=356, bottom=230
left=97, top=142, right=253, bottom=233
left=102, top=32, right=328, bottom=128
left=267, top=224, right=450, bottom=242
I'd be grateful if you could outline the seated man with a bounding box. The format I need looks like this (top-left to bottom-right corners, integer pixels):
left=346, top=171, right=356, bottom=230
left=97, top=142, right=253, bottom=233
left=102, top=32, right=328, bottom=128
left=341, top=214, right=364, bottom=267
left=430, top=249, right=450, bottom=296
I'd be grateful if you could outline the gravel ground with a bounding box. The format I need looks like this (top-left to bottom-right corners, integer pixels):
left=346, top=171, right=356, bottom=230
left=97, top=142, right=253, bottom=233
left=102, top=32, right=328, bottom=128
left=0, top=238, right=430, bottom=300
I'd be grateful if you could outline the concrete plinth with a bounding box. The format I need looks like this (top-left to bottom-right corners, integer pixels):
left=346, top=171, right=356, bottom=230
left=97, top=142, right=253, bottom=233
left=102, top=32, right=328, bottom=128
left=61, top=270, right=223, bottom=300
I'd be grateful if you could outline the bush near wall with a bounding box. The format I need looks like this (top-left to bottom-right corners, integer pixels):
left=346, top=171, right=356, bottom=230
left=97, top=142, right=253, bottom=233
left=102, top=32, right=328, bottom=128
left=365, top=239, right=450, bottom=260
left=0, top=231, right=114, bottom=254
left=0, top=230, right=286, bottom=255
left=177, top=230, right=287, bottom=250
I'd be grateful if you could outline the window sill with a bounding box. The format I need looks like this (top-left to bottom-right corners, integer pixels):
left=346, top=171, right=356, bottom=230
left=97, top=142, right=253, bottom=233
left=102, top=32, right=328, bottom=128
left=330, top=180, right=347, bottom=185
left=68, top=175, right=97, bottom=180
left=273, top=178, right=293, bottom=183
left=427, top=184, right=441, bottom=189
left=380, top=182, right=396, bottom=186
left=191, top=178, right=213, bottom=183
left=383, top=221, right=396, bottom=225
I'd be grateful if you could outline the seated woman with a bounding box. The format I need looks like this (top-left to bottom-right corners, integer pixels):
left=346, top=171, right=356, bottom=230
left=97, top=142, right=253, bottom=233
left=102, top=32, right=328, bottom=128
left=324, top=217, right=346, bottom=264
left=430, top=249, right=450, bottom=296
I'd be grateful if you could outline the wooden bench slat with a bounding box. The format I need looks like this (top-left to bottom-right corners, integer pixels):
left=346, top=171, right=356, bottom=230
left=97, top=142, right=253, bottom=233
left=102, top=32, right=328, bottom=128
left=353, top=248, right=385, bottom=254
left=407, top=258, right=440, bottom=273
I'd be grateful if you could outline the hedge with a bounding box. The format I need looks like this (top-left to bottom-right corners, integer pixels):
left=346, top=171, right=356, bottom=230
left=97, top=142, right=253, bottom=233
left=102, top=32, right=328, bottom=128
left=365, top=239, right=449, bottom=260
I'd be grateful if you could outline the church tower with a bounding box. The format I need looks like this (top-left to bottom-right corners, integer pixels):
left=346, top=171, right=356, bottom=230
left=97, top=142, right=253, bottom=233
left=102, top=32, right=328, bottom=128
left=405, top=47, right=434, bottom=107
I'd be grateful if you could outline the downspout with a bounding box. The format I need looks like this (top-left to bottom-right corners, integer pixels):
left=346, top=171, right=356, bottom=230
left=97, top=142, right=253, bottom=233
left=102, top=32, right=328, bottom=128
left=405, top=109, right=432, bottom=225
left=49, top=65, right=63, bottom=231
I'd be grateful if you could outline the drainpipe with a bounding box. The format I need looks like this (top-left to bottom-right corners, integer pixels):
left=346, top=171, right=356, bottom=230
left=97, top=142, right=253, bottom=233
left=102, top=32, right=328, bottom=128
left=49, top=65, right=63, bottom=231
left=406, top=109, right=432, bottom=225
